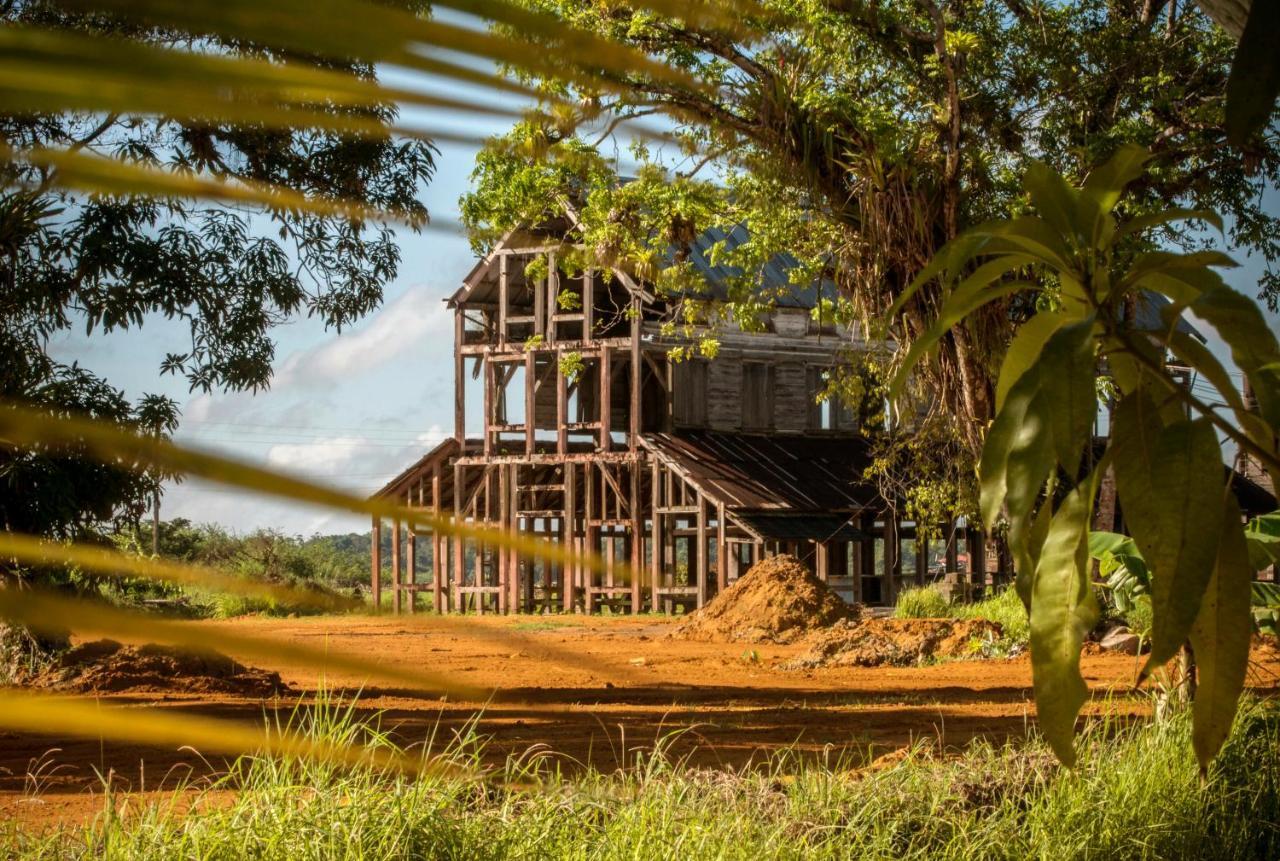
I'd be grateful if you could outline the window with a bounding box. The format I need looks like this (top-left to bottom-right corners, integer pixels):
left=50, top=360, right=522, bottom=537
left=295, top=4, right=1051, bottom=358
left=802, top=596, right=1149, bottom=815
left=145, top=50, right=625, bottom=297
left=742, top=362, right=774, bottom=431
left=672, top=360, right=708, bottom=427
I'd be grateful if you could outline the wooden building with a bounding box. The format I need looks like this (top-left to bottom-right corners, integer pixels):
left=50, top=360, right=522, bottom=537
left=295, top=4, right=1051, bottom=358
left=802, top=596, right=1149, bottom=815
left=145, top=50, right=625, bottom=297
left=370, top=213, right=982, bottom=614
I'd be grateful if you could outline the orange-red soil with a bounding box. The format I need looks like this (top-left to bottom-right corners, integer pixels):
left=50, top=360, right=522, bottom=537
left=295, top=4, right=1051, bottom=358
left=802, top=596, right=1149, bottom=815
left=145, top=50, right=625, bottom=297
left=2, top=612, right=1278, bottom=831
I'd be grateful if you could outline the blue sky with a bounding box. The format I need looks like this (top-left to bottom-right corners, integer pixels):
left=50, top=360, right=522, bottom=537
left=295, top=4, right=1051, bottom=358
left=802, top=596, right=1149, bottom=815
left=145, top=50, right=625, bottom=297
left=43, top=77, right=1280, bottom=537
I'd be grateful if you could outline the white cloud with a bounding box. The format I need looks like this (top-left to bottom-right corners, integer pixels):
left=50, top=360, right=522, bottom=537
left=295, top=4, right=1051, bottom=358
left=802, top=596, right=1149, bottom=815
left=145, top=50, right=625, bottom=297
left=274, top=285, right=452, bottom=388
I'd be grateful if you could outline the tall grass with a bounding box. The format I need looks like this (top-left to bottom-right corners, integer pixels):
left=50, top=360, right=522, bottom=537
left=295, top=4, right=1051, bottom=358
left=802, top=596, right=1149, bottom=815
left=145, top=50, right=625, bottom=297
left=4, top=698, right=1278, bottom=860
left=894, top=585, right=1031, bottom=645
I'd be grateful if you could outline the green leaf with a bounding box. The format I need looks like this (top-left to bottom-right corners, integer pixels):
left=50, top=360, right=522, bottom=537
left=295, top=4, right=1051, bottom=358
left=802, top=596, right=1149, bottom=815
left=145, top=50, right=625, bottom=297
left=1038, top=319, right=1098, bottom=474
left=996, top=312, right=1072, bottom=413
left=1188, top=285, right=1280, bottom=430
left=1189, top=500, right=1255, bottom=772
left=1226, top=0, right=1280, bottom=146
left=1029, top=478, right=1099, bottom=767
left=1116, top=208, right=1224, bottom=242
left=888, top=279, right=1037, bottom=404
left=1112, top=395, right=1225, bottom=675
left=1081, top=145, right=1152, bottom=213
left=1245, top=511, right=1280, bottom=571
left=1024, top=160, right=1085, bottom=249
left=1088, top=531, right=1139, bottom=560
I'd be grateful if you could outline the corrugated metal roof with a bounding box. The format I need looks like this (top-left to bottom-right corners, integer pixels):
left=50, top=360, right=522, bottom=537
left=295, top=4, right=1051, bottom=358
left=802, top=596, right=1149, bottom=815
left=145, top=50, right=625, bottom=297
left=679, top=223, right=839, bottom=309
left=640, top=430, right=880, bottom=512
left=733, top=511, right=871, bottom=542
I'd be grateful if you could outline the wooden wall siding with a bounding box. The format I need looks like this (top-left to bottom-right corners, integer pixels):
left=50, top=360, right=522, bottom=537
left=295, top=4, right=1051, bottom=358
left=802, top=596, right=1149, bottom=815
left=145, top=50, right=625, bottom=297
left=707, top=360, right=743, bottom=430
left=773, top=309, right=809, bottom=337
left=773, top=362, right=809, bottom=433
left=672, top=360, right=708, bottom=428
left=741, top=362, right=774, bottom=431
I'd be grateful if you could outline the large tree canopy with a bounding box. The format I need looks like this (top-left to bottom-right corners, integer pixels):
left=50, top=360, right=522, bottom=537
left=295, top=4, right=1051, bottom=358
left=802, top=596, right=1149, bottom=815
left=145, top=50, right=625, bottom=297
left=1, top=1, right=436, bottom=541
left=463, top=0, right=1278, bottom=455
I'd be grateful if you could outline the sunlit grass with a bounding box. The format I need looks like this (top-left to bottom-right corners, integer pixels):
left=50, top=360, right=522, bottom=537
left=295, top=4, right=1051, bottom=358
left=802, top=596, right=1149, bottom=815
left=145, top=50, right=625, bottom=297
left=3, top=696, right=1277, bottom=860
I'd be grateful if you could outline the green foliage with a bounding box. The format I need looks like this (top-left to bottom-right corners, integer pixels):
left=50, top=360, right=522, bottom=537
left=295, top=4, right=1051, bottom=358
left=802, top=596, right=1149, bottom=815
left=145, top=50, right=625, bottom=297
left=7, top=696, right=1280, bottom=859
left=558, top=350, right=585, bottom=381
left=894, top=585, right=952, bottom=619
left=893, top=147, right=1280, bottom=769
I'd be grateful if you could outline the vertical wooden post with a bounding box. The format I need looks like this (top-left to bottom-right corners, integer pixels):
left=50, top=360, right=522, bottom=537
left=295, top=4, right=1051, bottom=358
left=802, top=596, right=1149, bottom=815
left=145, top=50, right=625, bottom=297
left=584, top=463, right=596, bottom=614
left=497, top=465, right=508, bottom=614
left=406, top=521, right=417, bottom=615
left=716, top=502, right=727, bottom=594
left=431, top=464, right=443, bottom=613
left=915, top=536, right=927, bottom=586
left=695, top=491, right=708, bottom=609
left=525, top=350, right=536, bottom=457
left=599, top=346, right=612, bottom=450
left=650, top=459, right=662, bottom=597
left=391, top=519, right=402, bottom=615
left=454, top=311, right=466, bottom=445
left=548, top=252, right=559, bottom=344
left=533, top=254, right=546, bottom=339
left=556, top=351, right=568, bottom=455
left=630, top=297, right=641, bottom=449
left=816, top=540, right=829, bottom=583
left=453, top=463, right=465, bottom=613
left=498, top=253, right=509, bottom=347
left=630, top=462, right=642, bottom=613
left=483, top=358, right=494, bottom=457
left=504, top=463, right=514, bottom=611
left=583, top=268, right=595, bottom=341
left=371, top=515, right=382, bottom=613
left=563, top=462, right=576, bottom=612
left=970, top=528, right=987, bottom=591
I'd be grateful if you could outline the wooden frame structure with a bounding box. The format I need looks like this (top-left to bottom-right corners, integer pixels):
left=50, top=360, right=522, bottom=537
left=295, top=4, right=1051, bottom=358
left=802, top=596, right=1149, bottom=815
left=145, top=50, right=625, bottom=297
left=370, top=214, right=989, bottom=613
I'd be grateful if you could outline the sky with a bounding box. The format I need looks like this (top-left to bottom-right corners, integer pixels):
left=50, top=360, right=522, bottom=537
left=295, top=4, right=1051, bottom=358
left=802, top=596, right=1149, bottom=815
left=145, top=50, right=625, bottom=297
left=42, top=70, right=1280, bottom=539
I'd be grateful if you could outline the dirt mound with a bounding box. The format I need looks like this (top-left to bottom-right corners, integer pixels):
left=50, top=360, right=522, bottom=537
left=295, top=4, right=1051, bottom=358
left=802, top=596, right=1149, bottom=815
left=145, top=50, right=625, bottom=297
left=31, top=640, right=288, bottom=697
left=783, top=617, right=1005, bottom=669
left=672, top=555, right=857, bottom=644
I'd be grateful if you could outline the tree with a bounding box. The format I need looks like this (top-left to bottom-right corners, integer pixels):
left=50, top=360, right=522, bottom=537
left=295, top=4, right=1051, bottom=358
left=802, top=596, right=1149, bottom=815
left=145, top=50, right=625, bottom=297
left=1, top=1, right=436, bottom=548
left=465, top=0, right=1278, bottom=458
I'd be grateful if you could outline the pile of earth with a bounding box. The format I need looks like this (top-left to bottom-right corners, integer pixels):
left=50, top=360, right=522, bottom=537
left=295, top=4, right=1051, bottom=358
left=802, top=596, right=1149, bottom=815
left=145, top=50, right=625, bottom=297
left=672, top=554, right=859, bottom=644
left=782, top=617, right=1005, bottom=669
left=29, top=639, right=288, bottom=697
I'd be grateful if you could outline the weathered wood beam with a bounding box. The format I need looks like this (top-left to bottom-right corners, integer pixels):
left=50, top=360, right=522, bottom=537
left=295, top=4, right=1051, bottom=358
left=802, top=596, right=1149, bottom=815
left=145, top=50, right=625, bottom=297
left=598, top=346, right=611, bottom=451
left=371, top=515, right=382, bottom=613
left=630, top=297, right=641, bottom=450
left=431, top=463, right=443, bottom=613
left=453, top=463, right=465, bottom=613
left=695, top=492, right=707, bottom=609
left=498, top=253, right=509, bottom=348
left=525, top=350, right=536, bottom=458
left=716, top=502, right=727, bottom=594
left=630, top=462, right=642, bottom=613
left=454, top=312, right=465, bottom=444
left=391, top=519, right=402, bottom=615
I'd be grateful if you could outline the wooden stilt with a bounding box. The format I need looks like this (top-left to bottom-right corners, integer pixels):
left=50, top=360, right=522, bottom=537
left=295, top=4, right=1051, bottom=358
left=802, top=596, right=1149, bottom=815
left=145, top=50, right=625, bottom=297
left=695, top=491, right=707, bottom=609
left=431, top=464, right=443, bottom=613
left=453, top=463, right=465, bottom=613
left=391, top=519, right=402, bottom=615
left=630, top=462, right=642, bottom=613
left=716, top=502, right=727, bottom=595
left=371, top=515, right=382, bottom=613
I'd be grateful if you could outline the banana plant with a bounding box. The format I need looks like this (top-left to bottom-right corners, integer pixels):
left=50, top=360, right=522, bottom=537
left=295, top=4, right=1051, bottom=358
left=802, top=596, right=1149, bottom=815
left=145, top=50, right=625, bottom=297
left=889, top=145, right=1280, bottom=771
left=1092, top=516, right=1280, bottom=636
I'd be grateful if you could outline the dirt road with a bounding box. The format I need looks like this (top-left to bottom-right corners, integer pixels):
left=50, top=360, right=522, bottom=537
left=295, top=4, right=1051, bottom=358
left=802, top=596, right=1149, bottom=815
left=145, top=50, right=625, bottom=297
left=3, top=613, right=1277, bottom=828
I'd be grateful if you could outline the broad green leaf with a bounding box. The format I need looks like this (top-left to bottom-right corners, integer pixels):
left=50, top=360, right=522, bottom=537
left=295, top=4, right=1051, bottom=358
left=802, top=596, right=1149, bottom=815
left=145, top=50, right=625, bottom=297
left=1088, top=530, right=1139, bottom=560
left=1116, top=208, right=1224, bottom=242
left=979, top=365, right=1046, bottom=530
left=1081, top=145, right=1152, bottom=214
left=1029, top=478, right=1099, bottom=766
left=1245, top=511, right=1280, bottom=571
left=1038, top=319, right=1098, bottom=474
left=1014, top=494, right=1054, bottom=611
left=996, top=312, right=1071, bottom=413
left=1226, top=0, right=1280, bottom=146
left=1118, top=250, right=1238, bottom=298
left=1112, top=396, right=1225, bottom=675
left=888, top=280, right=1037, bottom=403
left=1189, top=499, right=1255, bottom=772
left=1023, top=161, right=1084, bottom=250
left=1188, top=284, right=1280, bottom=429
